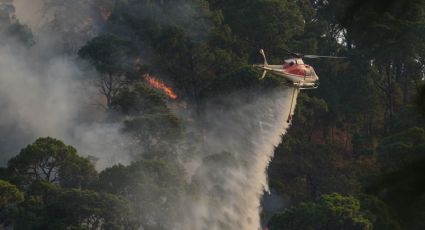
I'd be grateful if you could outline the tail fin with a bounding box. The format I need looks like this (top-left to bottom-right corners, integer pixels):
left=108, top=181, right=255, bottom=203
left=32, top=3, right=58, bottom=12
left=260, top=49, right=268, bottom=65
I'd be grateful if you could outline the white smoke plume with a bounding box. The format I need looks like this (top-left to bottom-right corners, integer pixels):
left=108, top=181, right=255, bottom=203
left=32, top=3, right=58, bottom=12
left=0, top=0, right=134, bottom=168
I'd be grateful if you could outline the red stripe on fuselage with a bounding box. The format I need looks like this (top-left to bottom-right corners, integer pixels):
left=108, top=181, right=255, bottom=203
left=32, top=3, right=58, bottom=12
left=283, top=64, right=310, bottom=76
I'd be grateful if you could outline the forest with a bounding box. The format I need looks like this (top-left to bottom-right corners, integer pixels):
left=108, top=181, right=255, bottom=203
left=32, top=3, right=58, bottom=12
left=1, top=0, right=425, bottom=229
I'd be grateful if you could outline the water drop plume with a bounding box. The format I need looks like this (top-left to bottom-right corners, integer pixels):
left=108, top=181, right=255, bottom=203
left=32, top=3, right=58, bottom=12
left=180, top=88, right=298, bottom=230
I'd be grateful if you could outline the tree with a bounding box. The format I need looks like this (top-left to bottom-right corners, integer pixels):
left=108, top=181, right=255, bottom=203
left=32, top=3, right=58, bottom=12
left=268, top=193, right=373, bottom=230
left=79, top=34, right=139, bottom=109
left=358, top=194, right=401, bottom=230
left=107, top=0, right=250, bottom=108
left=112, top=83, right=183, bottom=157
left=12, top=180, right=61, bottom=229
left=97, top=160, right=187, bottom=229
left=325, top=0, right=425, bottom=117
left=209, top=0, right=304, bottom=55
left=0, top=180, right=23, bottom=206
left=376, top=127, right=425, bottom=173
left=44, top=189, right=130, bottom=230
left=291, top=94, right=328, bottom=142
left=7, top=137, right=97, bottom=189
left=112, top=83, right=172, bottom=116
left=405, top=194, right=425, bottom=230
left=418, top=85, right=425, bottom=115
left=269, top=139, right=360, bottom=202
left=40, top=0, right=108, bottom=53
left=366, top=127, right=425, bottom=222
left=0, top=180, right=24, bottom=228
left=10, top=179, right=132, bottom=230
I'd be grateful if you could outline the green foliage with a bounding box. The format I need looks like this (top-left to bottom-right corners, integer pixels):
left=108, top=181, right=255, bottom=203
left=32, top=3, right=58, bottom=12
left=209, top=0, right=304, bottom=54
left=267, top=2, right=425, bottom=228
left=268, top=193, right=373, bottom=230
left=78, top=34, right=139, bottom=108
left=123, top=114, right=182, bottom=144
left=386, top=106, right=425, bottom=133
left=418, top=85, right=425, bottom=115
left=291, top=93, right=328, bottom=141
left=78, top=34, right=138, bottom=75
left=11, top=181, right=130, bottom=230
left=201, top=66, right=280, bottom=97
left=0, top=180, right=24, bottom=227
left=112, top=83, right=170, bottom=115
left=367, top=154, right=425, bottom=224
left=0, top=179, right=23, bottom=206
left=269, top=139, right=360, bottom=202
left=44, top=189, right=129, bottom=229
left=377, top=127, right=425, bottom=172
left=358, top=194, right=401, bottom=230
left=7, top=137, right=97, bottom=189
left=112, top=83, right=183, bottom=157
left=97, top=160, right=187, bottom=229
left=106, top=0, right=241, bottom=106
left=405, top=194, right=425, bottom=230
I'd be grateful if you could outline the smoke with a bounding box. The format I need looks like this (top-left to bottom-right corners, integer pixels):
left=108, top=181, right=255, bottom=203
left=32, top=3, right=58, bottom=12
left=0, top=0, right=134, bottom=168
left=179, top=88, right=298, bottom=230
left=12, top=0, right=43, bottom=30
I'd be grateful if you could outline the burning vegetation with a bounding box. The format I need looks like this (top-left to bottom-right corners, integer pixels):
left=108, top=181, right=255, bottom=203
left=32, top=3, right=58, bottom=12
left=144, top=75, right=178, bottom=100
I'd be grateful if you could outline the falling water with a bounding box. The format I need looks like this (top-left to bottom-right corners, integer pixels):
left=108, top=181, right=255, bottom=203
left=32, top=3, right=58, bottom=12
left=181, top=87, right=298, bottom=230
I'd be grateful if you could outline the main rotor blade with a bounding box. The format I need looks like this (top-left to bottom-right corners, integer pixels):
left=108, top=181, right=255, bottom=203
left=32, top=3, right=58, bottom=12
left=282, top=48, right=300, bottom=57
left=303, top=55, right=347, bottom=59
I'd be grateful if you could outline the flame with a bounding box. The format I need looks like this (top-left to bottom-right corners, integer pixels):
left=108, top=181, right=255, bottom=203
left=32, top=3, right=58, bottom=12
left=145, top=75, right=177, bottom=100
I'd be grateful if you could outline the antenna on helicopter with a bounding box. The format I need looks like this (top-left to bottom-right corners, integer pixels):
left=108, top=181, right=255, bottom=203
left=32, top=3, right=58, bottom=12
left=282, top=48, right=347, bottom=59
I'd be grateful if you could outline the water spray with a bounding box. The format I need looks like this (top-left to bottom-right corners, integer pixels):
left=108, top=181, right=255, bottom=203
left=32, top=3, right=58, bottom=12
left=181, top=87, right=299, bottom=230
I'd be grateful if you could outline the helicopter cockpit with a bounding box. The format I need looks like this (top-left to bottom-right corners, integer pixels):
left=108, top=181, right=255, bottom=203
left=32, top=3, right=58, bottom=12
left=283, top=58, right=304, bottom=67
left=285, top=58, right=304, bottom=64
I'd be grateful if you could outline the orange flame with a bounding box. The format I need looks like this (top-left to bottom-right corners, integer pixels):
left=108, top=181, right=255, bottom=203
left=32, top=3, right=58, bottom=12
left=145, top=75, right=177, bottom=100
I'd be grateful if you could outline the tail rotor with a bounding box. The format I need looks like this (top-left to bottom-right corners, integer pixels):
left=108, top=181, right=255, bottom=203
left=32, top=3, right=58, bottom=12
left=258, top=49, right=269, bottom=79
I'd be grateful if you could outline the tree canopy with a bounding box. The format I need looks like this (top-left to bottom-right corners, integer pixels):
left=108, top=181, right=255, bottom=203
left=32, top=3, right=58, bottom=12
left=7, top=137, right=97, bottom=189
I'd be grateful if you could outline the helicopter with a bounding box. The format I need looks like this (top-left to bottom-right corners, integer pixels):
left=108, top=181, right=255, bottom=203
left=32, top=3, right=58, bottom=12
left=253, top=49, right=346, bottom=123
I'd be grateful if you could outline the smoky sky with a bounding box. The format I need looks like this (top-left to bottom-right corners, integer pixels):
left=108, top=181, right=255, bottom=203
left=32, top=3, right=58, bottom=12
left=0, top=0, right=133, bottom=168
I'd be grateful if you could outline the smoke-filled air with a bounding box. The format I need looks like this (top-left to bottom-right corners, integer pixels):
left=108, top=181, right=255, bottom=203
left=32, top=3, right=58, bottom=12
left=2, top=0, right=425, bottom=230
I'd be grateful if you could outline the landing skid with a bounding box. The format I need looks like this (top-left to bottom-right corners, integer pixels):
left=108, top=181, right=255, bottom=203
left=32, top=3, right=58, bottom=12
left=286, top=82, right=319, bottom=123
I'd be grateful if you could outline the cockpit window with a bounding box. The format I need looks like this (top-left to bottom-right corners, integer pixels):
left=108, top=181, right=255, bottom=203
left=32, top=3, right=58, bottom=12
left=284, top=58, right=304, bottom=65
left=284, top=58, right=296, bottom=64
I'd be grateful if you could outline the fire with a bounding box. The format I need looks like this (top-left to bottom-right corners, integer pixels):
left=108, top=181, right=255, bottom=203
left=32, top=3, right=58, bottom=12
left=144, top=75, right=178, bottom=100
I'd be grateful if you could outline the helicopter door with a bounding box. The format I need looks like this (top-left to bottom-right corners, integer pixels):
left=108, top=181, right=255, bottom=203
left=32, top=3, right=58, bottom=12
left=304, top=68, right=312, bottom=80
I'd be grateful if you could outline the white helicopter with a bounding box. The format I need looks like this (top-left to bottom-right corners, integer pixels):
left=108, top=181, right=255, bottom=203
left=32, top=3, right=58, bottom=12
left=253, top=49, right=346, bottom=122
